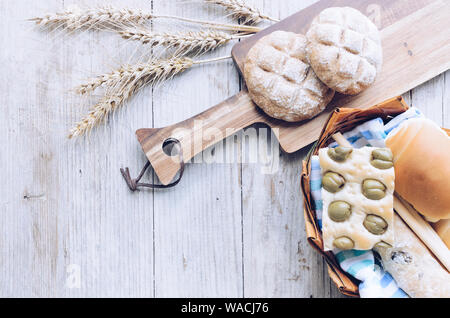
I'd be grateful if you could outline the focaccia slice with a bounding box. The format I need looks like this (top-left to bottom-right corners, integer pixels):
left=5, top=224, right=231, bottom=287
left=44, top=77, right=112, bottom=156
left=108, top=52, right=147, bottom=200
left=319, top=146, right=395, bottom=251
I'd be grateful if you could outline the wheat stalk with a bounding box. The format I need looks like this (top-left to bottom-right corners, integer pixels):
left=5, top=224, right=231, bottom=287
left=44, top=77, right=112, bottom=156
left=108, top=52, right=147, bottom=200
left=70, top=58, right=194, bottom=138
left=31, top=5, right=262, bottom=33
left=69, top=56, right=231, bottom=138
left=76, top=29, right=239, bottom=95
left=76, top=64, right=139, bottom=95
left=205, top=0, right=279, bottom=24
left=119, top=29, right=246, bottom=56
left=155, top=14, right=261, bottom=33
left=30, top=5, right=153, bottom=30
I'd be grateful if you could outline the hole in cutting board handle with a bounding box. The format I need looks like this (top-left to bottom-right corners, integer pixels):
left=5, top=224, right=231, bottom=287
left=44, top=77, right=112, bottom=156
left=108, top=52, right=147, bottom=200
left=162, top=138, right=181, bottom=157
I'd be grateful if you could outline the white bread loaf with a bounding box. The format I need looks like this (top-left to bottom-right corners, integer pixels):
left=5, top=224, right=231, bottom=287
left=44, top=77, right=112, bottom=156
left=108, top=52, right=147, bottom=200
left=386, top=118, right=450, bottom=222
left=374, top=214, right=450, bottom=298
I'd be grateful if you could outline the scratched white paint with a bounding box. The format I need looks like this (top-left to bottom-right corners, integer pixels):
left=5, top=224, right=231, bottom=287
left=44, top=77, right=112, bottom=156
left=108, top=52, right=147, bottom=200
left=0, top=0, right=448, bottom=298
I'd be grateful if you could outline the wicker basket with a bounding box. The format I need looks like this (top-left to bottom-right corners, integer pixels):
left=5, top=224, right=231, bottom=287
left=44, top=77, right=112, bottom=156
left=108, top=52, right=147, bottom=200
left=300, top=96, right=410, bottom=297
left=301, top=96, right=450, bottom=297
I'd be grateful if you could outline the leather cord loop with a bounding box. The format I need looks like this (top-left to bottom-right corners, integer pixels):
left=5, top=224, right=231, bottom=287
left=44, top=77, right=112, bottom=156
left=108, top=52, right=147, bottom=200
left=120, top=139, right=184, bottom=191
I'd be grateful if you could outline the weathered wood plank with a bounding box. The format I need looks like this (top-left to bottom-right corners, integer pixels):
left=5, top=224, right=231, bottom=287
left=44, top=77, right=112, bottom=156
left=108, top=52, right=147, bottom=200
left=0, top=0, right=156, bottom=297
left=444, top=71, right=450, bottom=128
left=151, top=1, right=243, bottom=297
left=411, top=72, right=445, bottom=125
left=0, top=0, right=66, bottom=297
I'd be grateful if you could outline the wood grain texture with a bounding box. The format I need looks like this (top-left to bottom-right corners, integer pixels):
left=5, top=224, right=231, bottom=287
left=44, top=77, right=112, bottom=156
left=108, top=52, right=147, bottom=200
left=0, top=0, right=156, bottom=297
left=0, top=0, right=448, bottom=298
left=137, top=92, right=258, bottom=185
left=151, top=1, right=244, bottom=298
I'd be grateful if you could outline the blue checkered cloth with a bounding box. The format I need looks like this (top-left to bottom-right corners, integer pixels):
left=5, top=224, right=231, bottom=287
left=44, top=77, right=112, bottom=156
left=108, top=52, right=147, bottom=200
left=310, top=107, right=424, bottom=298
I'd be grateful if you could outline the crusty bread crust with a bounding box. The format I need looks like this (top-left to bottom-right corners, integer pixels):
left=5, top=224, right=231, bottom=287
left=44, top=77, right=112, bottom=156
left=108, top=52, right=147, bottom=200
left=306, top=7, right=382, bottom=95
left=244, top=31, right=334, bottom=122
left=386, top=118, right=450, bottom=222
left=375, top=214, right=450, bottom=298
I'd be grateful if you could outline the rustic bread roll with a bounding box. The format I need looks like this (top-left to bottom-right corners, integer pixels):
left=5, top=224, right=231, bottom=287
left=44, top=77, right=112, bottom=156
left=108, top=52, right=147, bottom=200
left=386, top=118, right=450, bottom=222
left=306, top=7, right=383, bottom=95
left=374, top=214, right=450, bottom=298
left=244, top=31, right=335, bottom=122
left=433, top=219, right=450, bottom=249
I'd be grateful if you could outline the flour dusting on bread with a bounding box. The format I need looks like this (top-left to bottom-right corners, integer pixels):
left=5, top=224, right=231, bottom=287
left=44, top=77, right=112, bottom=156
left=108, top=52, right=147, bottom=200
left=244, top=31, right=334, bottom=122
left=306, top=7, right=383, bottom=95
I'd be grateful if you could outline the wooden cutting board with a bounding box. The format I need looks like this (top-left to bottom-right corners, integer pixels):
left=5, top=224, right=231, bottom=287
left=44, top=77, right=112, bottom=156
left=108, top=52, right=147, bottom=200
left=136, top=0, right=450, bottom=185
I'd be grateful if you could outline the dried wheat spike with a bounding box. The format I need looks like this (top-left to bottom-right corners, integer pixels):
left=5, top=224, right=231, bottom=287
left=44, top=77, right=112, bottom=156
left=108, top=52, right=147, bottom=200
left=205, top=0, right=279, bottom=24
left=119, top=29, right=238, bottom=55
left=31, top=5, right=262, bottom=33
left=76, top=65, right=136, bottom=95
left=76, top=30, right=236, bottom=95
left=31, top=5, right=153, bottom=30
left=70, top=56, right=231, bottom=138
left=69, top=57, right=195, bottom=138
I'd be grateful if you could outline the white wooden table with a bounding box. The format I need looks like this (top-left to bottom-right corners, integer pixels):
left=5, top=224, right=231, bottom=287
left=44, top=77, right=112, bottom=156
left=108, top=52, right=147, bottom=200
left=0, top=0, right=448, bottom=297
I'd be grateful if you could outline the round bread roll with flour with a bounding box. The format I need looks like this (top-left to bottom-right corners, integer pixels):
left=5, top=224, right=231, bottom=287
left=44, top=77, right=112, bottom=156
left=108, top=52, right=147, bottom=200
left=244, top=31, right=335, bottom=122
left=306, top=7, right=383, bottom=95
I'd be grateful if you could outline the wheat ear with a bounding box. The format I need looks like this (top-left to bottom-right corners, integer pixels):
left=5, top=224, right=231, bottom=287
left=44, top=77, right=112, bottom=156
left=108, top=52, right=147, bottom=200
left=30, top=6, right=153, bottom=30
left=205, top=0, right=279, bottom=24
left=76, top=64, right=138, bottom=95
left=69, top=56, right=231, bottom=138
left=119, top=29, right=247, bottom=56
left=75, top=43, right=233, bottom=95
left=31, top=5, right=261, bottom=33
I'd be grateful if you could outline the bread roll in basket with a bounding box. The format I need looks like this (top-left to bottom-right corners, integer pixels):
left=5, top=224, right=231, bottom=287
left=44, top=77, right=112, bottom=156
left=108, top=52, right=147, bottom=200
left=300, top=96, right=450, bottom=297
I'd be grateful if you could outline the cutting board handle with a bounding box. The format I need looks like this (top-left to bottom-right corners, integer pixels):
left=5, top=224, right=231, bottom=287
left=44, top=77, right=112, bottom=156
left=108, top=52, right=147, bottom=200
left=135, top=91, right=267, bottom=185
